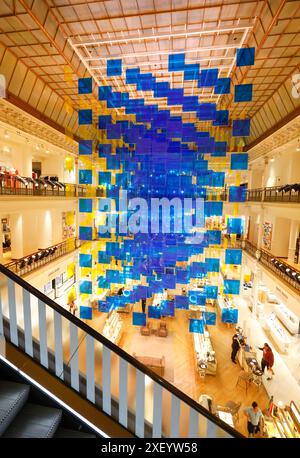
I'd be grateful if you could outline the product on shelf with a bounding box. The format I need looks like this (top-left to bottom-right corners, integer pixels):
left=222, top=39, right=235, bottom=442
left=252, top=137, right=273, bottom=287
left=193, top=329, right=217, bottom=375
left=102, top=310, right=123, bottom=345
left=275, top=303, right=299, bottom=335
left=265, top=312, right=292, bottom=353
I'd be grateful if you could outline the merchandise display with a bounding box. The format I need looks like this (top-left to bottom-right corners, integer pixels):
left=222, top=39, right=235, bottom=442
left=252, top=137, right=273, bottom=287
left=102, top=310, right=123, bottom=345
left=264, top=402, right=300, bottom=438
left=274, top=303, right=299, bottom=335
left=217, top=295, right=238, bottom=324
left=193, top=329, right=217, bottom=375
left=265, top=312, right=292, bottom=353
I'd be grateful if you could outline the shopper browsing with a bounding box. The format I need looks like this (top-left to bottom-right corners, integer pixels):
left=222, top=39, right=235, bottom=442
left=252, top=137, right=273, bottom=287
left=244, top=402, right=264, bottom=438
left=231, top=334, right=240, bottom=364
left=258, top=343, right=274, bottom=380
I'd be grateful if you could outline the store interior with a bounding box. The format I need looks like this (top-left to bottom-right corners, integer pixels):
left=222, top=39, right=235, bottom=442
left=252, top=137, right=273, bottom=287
left=0, top=0, right=300, bottom=440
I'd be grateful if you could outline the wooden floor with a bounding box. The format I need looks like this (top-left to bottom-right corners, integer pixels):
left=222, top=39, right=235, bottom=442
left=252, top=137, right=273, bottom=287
left=82, top=303, right=269, bottom=437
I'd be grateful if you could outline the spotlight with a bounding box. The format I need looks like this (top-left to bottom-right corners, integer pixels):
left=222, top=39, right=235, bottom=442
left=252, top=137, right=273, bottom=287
left=279, top=264, right=283, bottom=268
left=286, top=268, right=290, bottom=273
left=271, top=258, right=275, bottom=262
left=291, top=271, right=297, bottom=276
left=4, top=131, right=9, bottom=139
left=19, top=260, right=26, bottom=269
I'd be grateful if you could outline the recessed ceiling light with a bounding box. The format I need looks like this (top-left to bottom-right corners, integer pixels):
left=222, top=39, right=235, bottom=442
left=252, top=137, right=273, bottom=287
left=4, top=131, right=9, bottom=139
left=36, top=145, right=40, bottom=150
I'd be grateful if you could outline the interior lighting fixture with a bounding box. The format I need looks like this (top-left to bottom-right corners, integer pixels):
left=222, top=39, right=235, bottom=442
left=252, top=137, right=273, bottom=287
left=291, top=271, right=297, bottom=276
left=4, top=130, right=9, bottom=139
left=36, top=145, right=40, bottom=150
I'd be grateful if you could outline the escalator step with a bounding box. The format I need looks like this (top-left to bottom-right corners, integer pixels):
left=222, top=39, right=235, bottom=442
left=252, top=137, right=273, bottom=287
left=3, top=403, right=62, bottom=438
left=0, top=381, right=30, bottom=437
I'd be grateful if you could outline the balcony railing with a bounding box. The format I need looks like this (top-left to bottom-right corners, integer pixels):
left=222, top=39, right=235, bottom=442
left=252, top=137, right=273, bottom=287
left=4, top=238, right=79, bottom=277
left=0, top=263, right=241, bottom=438
left=243, top=240, right=300, bottom=293
left=247, top=186, right=300, bottom=203
left=0, top=182, right=86, bottom=197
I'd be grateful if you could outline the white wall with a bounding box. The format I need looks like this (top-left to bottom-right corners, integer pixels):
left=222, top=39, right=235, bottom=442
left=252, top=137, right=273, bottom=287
left=0, top=199, right=77, bottom=258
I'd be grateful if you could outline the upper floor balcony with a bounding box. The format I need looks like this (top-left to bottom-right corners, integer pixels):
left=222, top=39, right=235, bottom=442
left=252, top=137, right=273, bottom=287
left=247, top=184, right=300, bottom=204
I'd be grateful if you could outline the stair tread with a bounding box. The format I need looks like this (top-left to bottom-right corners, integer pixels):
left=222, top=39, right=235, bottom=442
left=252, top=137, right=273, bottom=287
left=3, top=403, right=62, bottom=438
left=54, top=427, right=96, bottom=438
left=0, top=381, right=30, bottom=437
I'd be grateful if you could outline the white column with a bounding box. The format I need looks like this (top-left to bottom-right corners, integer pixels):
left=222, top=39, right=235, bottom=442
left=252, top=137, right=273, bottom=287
left=37, top=210, right=53, bottom=249
left=252, top=260, right=261, bottom=319
left=288, top=220, right=300, bottom=263
left=10, top=213, right=24, bottom=259
left=22, top=146, right=32, bottom=178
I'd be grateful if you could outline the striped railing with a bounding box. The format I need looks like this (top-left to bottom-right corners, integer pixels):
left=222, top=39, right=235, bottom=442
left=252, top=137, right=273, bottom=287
left=0, top=264, right=241, bottom=438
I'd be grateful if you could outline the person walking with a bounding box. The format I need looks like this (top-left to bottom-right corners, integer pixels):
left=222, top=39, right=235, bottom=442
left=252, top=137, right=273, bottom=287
left=244, top=402, right=264, bottom=438
left=258, top=343, right=274, bottom=380
left=231, top=334, right=240, bottom=364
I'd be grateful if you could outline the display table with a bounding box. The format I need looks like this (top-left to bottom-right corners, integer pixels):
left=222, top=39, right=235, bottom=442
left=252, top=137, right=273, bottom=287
left=132, top=353, right=165, bottom=377
left=265, top=312, right=292, bottom=353
left=193, top=330, right=217, bottom=375
left=102, top=310, right=123, bottom=345
left=275, top=303, right=299, bottom=335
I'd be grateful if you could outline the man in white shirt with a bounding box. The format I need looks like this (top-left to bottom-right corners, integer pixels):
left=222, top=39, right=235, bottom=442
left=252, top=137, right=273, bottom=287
left=244, top=401, right=264, bottom=437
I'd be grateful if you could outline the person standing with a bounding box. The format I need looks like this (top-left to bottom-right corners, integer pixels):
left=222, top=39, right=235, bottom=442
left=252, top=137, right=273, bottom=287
left=231, top=334, right=240, bottom=364
left=258, top=343, right=274, bottom=380
left=244, top=402, right=264, bottom=438
left=141, top=298, right=146, bottom=314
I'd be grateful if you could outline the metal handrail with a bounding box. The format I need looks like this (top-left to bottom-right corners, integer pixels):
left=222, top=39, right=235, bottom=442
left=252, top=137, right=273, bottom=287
left=0, top=262, right=242, bottom=438
left=0, top=182, right=86, bottom=197
left=243, top=240, right=300, bottom=293
left=4, top=238, right=79, bottom=276
left=247, top=185, right=300, bottom=203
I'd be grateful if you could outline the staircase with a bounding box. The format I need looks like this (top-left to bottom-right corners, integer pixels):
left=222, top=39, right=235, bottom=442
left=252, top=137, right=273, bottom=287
left=0, top=361, right=96, bottom=438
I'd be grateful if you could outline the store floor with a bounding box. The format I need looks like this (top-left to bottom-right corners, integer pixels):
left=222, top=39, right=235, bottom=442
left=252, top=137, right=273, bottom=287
left=238, top=294, right=300, bottom=408
left=78, top=303, right=269, bottom=437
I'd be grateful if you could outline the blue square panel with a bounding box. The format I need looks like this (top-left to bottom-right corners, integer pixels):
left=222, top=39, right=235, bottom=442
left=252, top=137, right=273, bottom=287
left=107, top=59, right=122, bottom=76
left=234, top=84, right=253, bottom=102
left=225, top=249, right=242, bottom=265
left=189, top=291, right=206, bottom=305
left=198, top=69, right=218, bottom=87
left=203, top=312, right=216, bottom=325
left=213, top=110, right=229, bottom=126
left=79, top=226, right=93, bottom=240
left=80, top=280, right=92, bottom=294
left=197, top=103, right=216, bottom=121
left=205, top=258, right=220, bottom=273
left=79, top=140, right=92, bottom=155
left=214, top=78, right=230, bottom=94
left=161, top=300, right=175, bottom=317
left=205, top=285, right=218, bottom=299
left=79, top=169, right=92, bottom=185
left=221, top=308, right=238, bottom=324
left=78, top=109, right=92, bottom=125
left=79, top=253, right=92, bottom=268
left=224, top=279, right=240, bottom=295
left=80, top=306, right=92, bottom=320
left=230, top=153, right=248, bottom=170
left=227, top=217, right=243, bottom=235
left=132, top=312, right=147, bottom=326
left=79, top=198, right=93, bottom=213
left=189, top=319, right=204, bottom=333
left=148, top=306, right=161, bottom=319
left=236, top=47, right=255, bottom=67
left=175, top=295, right=189, bottom=309
left=229, top=186, right=246, bottom=202
left=184, top=63, right=200, bottom=80
left=78, top=77, right=92, bottom=94
left=208, top=230, right=221, bottom=245
left=232, top=119, right=250, bottom=137
left=168, top=53, right=185, bottom=71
